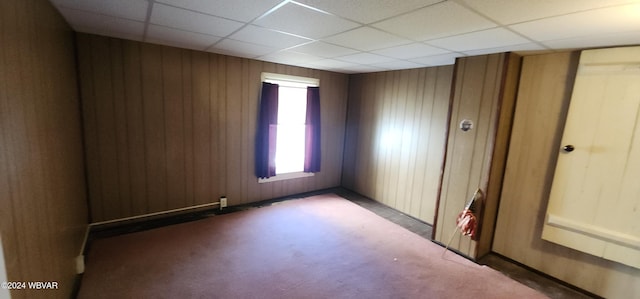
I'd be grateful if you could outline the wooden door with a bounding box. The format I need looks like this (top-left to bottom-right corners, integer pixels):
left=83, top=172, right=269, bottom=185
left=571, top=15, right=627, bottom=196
left=542, top=46, right=640, bottom=269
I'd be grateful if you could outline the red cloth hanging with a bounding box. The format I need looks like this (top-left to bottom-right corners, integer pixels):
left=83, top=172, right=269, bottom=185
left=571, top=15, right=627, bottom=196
left=456, top=208, right=477, bottom=239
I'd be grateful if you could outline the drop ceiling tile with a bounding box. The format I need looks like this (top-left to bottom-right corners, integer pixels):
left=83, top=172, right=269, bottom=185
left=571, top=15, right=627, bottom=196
left=371, top=60, right=426, bottom=70
left=59, top=8, right=145, bottom=41
left=427, top=28, right=531, bottom=52
left=373, top=1, right=497, bottom=41
left=49, top=0, right=640, bottom=74
left=458, top=0, right=638, bottom=25
left=50, top=0, right=149, bottom=21
left=294, top=0, right=441, bottom=24
left=462, top=42, right=546, bottom=56
left=371, top=42, right=450, bottom=59
left=510, top=3, right=640, bottom=42
left=542, top=30, right=640, bottom=50
left=229, top=25, right=311, bottom=49
left=253, top=2, right=360, bottom=39
left=211, top=39, right=277, bottom=58
left=146, top=25, right=220, bottom=51
left=150, top=3, right=243, bottom=37
left=155, top=0, right=282, bottom=22
left=259, top=50, right=323, bottom=66
left=324, top=27, right=412, bottom=51
left=305, top=58, right=363, bottom=70
left=343, top=64, right=387, bottom=73
left=409, top=53, right=462, bottom=66
left=287, top=41, right=358, bottom=58
left=336, top=52, right=396, bottom=65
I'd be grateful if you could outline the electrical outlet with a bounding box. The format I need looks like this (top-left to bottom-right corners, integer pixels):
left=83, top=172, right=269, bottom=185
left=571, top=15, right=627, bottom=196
left=220, top=196, right=228, bottom=209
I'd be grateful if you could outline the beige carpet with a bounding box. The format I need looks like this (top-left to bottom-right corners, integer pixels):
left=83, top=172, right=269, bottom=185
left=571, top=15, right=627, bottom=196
left=78, top=194, right=548, bottom=298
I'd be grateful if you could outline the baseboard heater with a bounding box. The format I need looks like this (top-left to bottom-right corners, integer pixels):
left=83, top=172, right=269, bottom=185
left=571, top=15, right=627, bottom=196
left=75, top=200, right=225, bottom=275
left=90, top=201, right=224, bottom=228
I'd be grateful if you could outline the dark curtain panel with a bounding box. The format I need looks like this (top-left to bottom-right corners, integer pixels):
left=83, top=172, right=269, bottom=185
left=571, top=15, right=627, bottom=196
left=304, top=86, right=321, bottom=173
left=255, top=82, right=279, bottom=178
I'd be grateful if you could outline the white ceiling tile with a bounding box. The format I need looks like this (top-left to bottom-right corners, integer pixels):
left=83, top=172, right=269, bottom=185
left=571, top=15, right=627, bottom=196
left=150, top=3, right=244, bottom=37
left=371, top=60, right=426, bottom=70
left=336, top=52, right=396, bottom=65
left=409, top=53, right=463, bottom=66
left=259, top=50, right=323, bottom=65
left=229, top=25, right=312, bottom=49
left=287, top=41, right=359, bottom=58
left=458, top=0, right=638, bottom=25
left=542, top=30, right=640, bottom=50
left=324, top=27, right=412, bottom=51
left=211, top=39, right=277, bottom=58
left=50, top=0, right=149, bottom=21
left=371, top=43, right=451, bottom=59
left=155, top=0, right=283, bottom=22
left=342, top=64, right=387, bottom=73
left=146, top=25, right=220, bottom=50
left=462, top=42, right=546, bottom=56
left=59, top=8, right=145, bottom=41
left=48, top=0, right=640, bottom=73
left=253, top=2, right=360, bottom=39
left=510, top=3, right=640, bottom=42
left=207, top=39, right=278, bottom=58
left=373, top=1, right=497, bottom=41
left=305, top=58, right=362, bottom=70
left=427, top=28, right=531, bottom=52
left=294, top=0, right=441, bottom=24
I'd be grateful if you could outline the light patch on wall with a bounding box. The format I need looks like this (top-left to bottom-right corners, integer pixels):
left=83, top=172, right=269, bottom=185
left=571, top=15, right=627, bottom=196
left=380, top=127, right=402, bottom=150
left=625, top=3, right=640, bottom=17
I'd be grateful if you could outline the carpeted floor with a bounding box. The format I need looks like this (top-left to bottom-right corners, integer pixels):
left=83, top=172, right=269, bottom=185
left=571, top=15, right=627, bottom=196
left=78, top=194, right=548, bottom=298
left=333, top=189, right=594, bottom=299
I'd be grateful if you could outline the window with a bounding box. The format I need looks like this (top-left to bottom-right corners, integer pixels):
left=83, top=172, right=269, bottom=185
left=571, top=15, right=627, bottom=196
left=257, top=73, right=320, bottom=183
left=274, top=85, right=307, bottom=174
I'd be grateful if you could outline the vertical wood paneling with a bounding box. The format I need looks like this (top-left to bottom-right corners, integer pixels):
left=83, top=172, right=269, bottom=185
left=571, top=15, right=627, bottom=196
left=341, top=76, right=360, bottom=190
left=77, top=34, right=349, bottom=222
left=402, top=69, right=420, bottom=213
left=494, top=51, right=640, bottom=299
left=212, top=55, right=225, bottom=204
left=437, top=56, right=490, bottom=256
left=93, top=36, right=120, bottom=220
left=111, top=39, right=132, bottom=217
left=0, top=0, right=88, bottom=298
left=181, top=50, right=195, bottom=207
left=163, top=46, right=186, bottom=210
left=192, top=51, right=212, bottom=205
left=434, top=53, right=520, bottom=259
left=341, top=66, right=453, bottom=224
left=122, top=40, right=147, bottom=215
left=379, top=73, right=395, bottom=206
left=141, top=43, right=168, bottom=215
left=225, top=57, right=243, bottom=204
left=76, top=35, right=102, bottom=219
left=246, top=60, right=263, bottom=202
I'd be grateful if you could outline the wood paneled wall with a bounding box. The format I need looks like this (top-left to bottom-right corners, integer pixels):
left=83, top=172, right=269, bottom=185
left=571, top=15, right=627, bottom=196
left=493, top=51, right=640, bottom=299
left=0, top=0, right=89, bottom=298
left=434, top=53, right=520, bottom=259
left=342, top=66, right=453, bottom=224
left=76, top=34, right=349, bottom=222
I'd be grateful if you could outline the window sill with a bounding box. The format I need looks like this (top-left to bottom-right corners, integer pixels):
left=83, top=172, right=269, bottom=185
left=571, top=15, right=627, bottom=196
left=258, top=172, right=314, bottom=183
